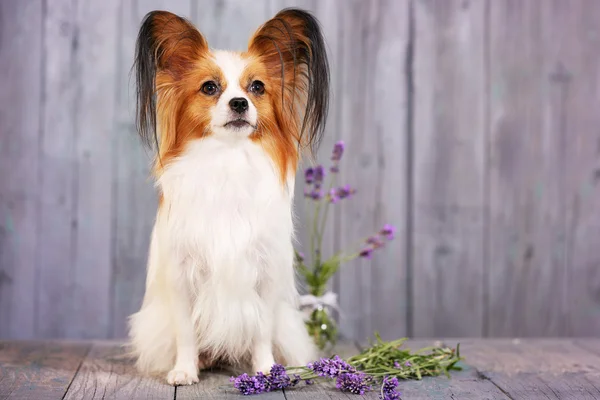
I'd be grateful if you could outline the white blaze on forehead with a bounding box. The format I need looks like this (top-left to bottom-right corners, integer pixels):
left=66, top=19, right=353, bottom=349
left=213, top=50, right=248, bottom=95
left=210, top=50, right=258, bottom=137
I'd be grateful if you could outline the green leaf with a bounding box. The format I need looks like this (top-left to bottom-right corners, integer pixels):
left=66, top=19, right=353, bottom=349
left=295, top=262, right=311, bottom=279
left=318, top=255, right=342, bottom=282
left=346, top=333, right=463, bottom=382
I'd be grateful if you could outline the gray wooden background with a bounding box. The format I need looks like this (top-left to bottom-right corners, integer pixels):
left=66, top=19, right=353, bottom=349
left=1, top=0, right=599, bottom=341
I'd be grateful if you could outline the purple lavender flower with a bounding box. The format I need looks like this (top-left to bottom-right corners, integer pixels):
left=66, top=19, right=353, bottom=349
left=335, top=372, right=372, bottom=395
left=255, top=372, right=271, bottom=392
left=330, top=165, right=340, bottom=173
left=326, top=186, right=356, bottom=203
left=309, top=189, right=323, bottom=200
left=393, top=361, right=401, bottom=368
left=367, top=236, right=385, bottom=249
left=268, top=364, right=291, bottom=389
left=305, top=167, right=315, bottom=184
left=331, top=141, right=345, bottom=161
left=359, top=248, right=373, bottom=259
left=379, top=376, right=401, bottom=400
left=314, top=165, right=326, bottom=185
left=329, top=188, right=339, bottom=203
left=380, top=224, right=396, bottom=240
left=290, top=374, right=302, bottom=387
left=230, top=372, right=269, bottom=395
left=336, top=185, right=356, bottom=199
left=305, top=379, right=314, bottom=385
left=307, top=355, right=356, bottom=378
left=405, top=361, right=412, bottom=367
left=295, top=252, right=305, bottom=263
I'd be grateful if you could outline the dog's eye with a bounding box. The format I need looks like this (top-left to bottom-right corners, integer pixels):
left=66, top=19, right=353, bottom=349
left=201, top=81, right=219, bottom=96
left=249, top=80, right=265, bottom=95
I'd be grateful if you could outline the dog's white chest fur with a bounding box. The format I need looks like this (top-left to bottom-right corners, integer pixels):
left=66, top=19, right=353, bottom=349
left=138, top=137, right=301, bottom=363
left=159, top=138, right=293, bottom=274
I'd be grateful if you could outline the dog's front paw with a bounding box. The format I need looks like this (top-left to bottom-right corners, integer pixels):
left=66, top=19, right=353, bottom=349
left=166, top=368, right=199, bottom=386
left=252, top=364, right=273, bottom=375
left=252, top=357, right=276, bottom=375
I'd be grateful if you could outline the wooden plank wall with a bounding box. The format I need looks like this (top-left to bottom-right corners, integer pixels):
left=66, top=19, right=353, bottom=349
left=0, top=0, right=599, bottom=341
left=412, top=0, right=487, bottom=338
left=334, top=0, right=409, bottom=342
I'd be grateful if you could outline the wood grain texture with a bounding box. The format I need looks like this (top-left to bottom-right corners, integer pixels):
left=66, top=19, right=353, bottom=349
left=36, top=0, right=78, bottom=339
left=412, top=0, right=487, bottom=338
left=3, top=339, right=600, bottom=399
left=575, top=339, right=600, bottom=358
left=487, top=0, right=570, bottom=337
left=398, top=365, right=510, bottom=400
left=176, top=369, right=284, bottom=400
left=0, top=340, right=90, bottom=400
left=560, top=0, right=600, bottom=337
left=360, top=0, right=409, bottom=343
left=0, top=0, right=43, bottom=339
left=110, top=0, right=192, bottom=339
left=460, top=339, right=600, bottom=376
left=283, top=382, right=348, bottom=400
left=195, top=0, right=270, bottom=51
left=336, top=0, right=373, bottom=343
left=66, top=0, right=120, bottom=339
left=459, top=339, right=600, bottom=399
left=351, top=339, right=509, bottom=399
left=336, top=0, right=409, bottom=344
left=63, top=342, right=174, bottom=400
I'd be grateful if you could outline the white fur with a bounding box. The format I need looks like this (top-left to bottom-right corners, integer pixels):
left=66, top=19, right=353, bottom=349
left=211, top=51, right=258, bottom=139
left=128, top=51, right=316, bottom=385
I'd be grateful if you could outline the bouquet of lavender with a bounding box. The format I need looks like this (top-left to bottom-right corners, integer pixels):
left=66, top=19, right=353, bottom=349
left=295, top=141, right=396, bottom=350
left=230, top=334, right=462, bottom=398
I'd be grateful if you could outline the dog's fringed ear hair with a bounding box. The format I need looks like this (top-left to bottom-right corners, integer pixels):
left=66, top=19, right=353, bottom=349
left=248, top=8, right=330, bottom=154
left=134, top=11, right=207, bottom=149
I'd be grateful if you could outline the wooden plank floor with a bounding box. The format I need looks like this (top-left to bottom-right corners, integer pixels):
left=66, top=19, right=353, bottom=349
left=1, top=339, right=600, bottom=399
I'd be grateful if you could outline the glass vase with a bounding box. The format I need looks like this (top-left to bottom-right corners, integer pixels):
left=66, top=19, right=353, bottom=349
left=305, top=305, right=338, bottom=352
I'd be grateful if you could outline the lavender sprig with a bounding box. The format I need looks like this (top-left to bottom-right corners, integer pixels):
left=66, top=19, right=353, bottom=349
left=229, top=337, right=462, bottom=396
left=380, top=376, right=401, bottom=400
left=336, top=372, right=373, bottom=394
left=297, top=141, right=398, bottom=351
left=330, top=141, right=345, bottom=173
left=347, top=333, right=463, bottom=380
left=307, top=355, right=356, bottom=377
left=230, top=364, right=303, bottom=395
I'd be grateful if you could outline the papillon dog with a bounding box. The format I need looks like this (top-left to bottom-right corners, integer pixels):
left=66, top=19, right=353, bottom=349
left=127, top=8, right=329, bottom=386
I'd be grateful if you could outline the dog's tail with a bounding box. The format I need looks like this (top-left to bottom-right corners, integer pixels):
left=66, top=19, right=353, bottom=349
left=128, top=298, right=176, bottom=375
left=126, top=223, right=176, bottom=375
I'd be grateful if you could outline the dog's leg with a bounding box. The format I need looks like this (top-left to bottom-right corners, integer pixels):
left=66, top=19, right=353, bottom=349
left=270, top=243, right=318, bottom=366
left=198, top=353, right=214, bottom=370
left=252, top=282, right=276, bottom=374
left=273, top=301, right=318, bottom=366
left=252, top=330, right=276, bottom=374
left=166, top=260, right=200, bottom=386
left=129, top=223, right=178, bottom=376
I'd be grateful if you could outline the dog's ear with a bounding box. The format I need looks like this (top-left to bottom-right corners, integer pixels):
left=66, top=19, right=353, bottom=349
left=134, top=11, right=208, bottom=148
left=248, top=8, right=330, bottom=154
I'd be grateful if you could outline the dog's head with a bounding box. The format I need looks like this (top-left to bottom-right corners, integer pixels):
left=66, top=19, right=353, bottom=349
left=135, top=9, right=329, bottom=178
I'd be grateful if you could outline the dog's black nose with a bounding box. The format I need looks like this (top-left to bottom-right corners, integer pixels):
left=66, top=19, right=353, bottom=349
left=229, top=97, right=248, bottom=114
